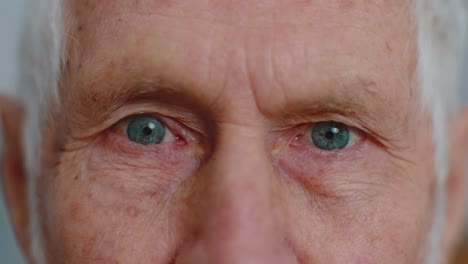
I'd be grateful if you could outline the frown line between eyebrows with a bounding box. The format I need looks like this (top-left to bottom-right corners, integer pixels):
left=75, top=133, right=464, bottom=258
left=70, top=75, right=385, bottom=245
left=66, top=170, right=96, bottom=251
left=69, top=60, right=409, bottom=147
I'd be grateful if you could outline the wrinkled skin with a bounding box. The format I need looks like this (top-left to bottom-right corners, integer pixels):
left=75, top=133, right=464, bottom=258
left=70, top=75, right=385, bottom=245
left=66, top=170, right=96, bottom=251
left=2, top=0, right=468, bottom=263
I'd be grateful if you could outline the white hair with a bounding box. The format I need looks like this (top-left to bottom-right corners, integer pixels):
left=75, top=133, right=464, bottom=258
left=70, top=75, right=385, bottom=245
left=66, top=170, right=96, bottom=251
left=416, top=0, right=468, bottom=263
left=7, top=0, right=468, bottom=263
left=16, top=0, right=63, bottom=263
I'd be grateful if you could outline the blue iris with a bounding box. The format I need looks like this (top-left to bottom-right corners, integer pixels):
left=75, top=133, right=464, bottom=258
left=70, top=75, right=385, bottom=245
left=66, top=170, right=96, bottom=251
left=311, top=122, right=350, bottom=150
left=127, top=116, right=166, bottom=145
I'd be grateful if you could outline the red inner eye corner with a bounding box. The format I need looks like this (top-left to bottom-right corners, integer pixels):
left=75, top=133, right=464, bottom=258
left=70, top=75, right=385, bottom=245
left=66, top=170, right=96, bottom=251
left=173, top=134, right=188, bottom=146
left=291, top=133, right=306, bottom=147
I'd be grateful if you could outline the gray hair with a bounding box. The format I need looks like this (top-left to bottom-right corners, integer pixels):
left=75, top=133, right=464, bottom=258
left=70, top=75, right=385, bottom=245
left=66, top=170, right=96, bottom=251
left=17, top=0, right=62, bottom=262
left=10, top=0, right=468, bottom=263
left=416, top=0, right=467, bottom=263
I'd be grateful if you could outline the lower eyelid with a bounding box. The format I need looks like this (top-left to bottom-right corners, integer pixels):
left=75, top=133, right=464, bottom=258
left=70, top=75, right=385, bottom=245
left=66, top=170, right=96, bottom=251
left=104, top=130, right=190, bottom=160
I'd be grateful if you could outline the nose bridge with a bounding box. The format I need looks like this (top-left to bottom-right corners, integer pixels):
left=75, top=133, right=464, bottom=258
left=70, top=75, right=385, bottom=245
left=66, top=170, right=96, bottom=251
left=177, top=124, right=297, bottom=263
left=202, top=123, right=274, bottom=231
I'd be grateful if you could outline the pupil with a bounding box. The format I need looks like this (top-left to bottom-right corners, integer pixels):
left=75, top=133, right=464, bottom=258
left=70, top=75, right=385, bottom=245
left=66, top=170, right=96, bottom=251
left=311, top=121, right=350, bottom=151
left=143, top=126, right=153, bottom=136
left=325, top=131, right=335, bottom=140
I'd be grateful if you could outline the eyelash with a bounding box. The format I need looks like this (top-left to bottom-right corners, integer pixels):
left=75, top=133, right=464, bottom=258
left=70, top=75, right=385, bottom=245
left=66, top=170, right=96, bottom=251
left=112, top=113, right=366, bottom=157
left=114, top=115, right=186, bottom=145
left=289, top=123, right=366, bottom=151
left=309, top=124, right=363, bottom=147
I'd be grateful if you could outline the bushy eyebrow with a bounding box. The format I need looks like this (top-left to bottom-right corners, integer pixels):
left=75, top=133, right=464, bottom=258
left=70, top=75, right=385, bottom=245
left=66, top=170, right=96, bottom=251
left=67, top=69, right=412, bottom=149
left=62, top=34, right=416, bottom=147
left=254, top=73, right=416, bottom=142
left=282, top=95, right=393, bottom=140
left=63, top=74, right=210, bottom=132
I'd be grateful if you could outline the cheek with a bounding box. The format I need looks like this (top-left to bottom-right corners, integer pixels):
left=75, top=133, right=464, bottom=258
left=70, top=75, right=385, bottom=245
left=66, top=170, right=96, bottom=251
left=275, top=139, right=391, bottom=202
left=51, top=195, right=172, bottom=262
left=283, top=174, right=433, bottom=263
left=46, top=161, right=184, bottom=263
left=43, top=138, right=200, bottom=262
left=276, top=141, right=435, bottom=263
left=87, top=132, right=201, bottom=198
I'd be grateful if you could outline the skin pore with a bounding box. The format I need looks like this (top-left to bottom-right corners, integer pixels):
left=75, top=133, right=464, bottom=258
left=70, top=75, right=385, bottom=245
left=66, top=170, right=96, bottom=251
left=4, top=0, right=468, bottom=263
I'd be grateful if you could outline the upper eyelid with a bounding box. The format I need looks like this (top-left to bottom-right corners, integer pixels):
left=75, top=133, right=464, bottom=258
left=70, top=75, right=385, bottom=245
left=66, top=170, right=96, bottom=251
left=80, top=100, right=205, bottom=135
left=284, top=120, right=365, bottom=135
left=298, top=122, right=366, bottom=144
left=307, top=122, right=366, bottom=136
left=106, top=107, right=367, bottom=144
left=115, top=114, right=176, bottom=133
left=114, top=113, right=203, bottom=144
left=273, top=113, right=369, bottom=132
left=308, top=121, right=366, bottom=136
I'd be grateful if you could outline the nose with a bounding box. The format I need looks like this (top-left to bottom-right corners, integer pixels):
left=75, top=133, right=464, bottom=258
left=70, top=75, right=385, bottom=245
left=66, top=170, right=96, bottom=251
left=175, top=125, right=298, bottom=264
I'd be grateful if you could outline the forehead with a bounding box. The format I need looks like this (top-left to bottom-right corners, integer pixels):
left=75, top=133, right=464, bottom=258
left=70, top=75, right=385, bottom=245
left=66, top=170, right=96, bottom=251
left=68, top=0, right=411, bottom=21
left=68, top=0, right=415, bottom=52
left=63, top=0, right=417, bottom=124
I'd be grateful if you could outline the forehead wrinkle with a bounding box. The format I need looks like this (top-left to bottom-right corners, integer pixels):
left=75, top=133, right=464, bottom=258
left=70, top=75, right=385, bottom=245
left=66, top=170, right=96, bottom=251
left=64, top=0, right=415, bottom=64
left=67, top=0, right=411, bottom=29
left=62, top=1, right=416, bottom=130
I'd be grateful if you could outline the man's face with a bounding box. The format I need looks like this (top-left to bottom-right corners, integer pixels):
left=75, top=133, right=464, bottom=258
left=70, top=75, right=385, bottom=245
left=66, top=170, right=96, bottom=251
left=40, top=0, right=436, bottom=263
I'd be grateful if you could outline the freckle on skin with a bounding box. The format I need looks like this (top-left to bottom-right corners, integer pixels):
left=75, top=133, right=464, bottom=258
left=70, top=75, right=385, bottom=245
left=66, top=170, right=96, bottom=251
left=127, top=206, right=140, bottom=218
left=91, top=92, right=98, bottom=102
left=385, top=42, right=392, bottom=52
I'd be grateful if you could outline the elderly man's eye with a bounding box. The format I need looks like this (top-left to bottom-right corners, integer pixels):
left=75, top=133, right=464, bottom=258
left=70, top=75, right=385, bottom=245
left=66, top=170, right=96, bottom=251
left=310, top=121, right=361, bottom=150
left=126, top=116, right=174, bottom=145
